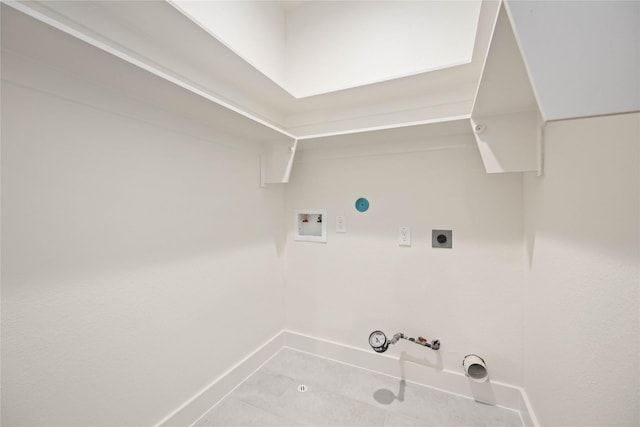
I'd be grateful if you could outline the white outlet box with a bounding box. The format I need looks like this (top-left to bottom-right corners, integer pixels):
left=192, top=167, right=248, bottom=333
left=336, top=215, right=347, bottom=233
left=399, top=226, right=411, bottom=246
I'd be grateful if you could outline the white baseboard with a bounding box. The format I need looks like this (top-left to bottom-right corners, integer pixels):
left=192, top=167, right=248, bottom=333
left=157, top=329, right=538, bottom=427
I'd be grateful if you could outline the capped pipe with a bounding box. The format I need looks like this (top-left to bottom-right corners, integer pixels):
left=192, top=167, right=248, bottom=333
left=463, top=354, right=488, bottom=382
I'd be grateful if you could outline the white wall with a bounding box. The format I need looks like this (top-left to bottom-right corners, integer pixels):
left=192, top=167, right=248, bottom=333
left=507, top=0, right=640, bottom=121
left=523, top=113, right=640, bottom=426
left=170, top=0, right=287, bottom=89
left=285, top=1, right=481, bottom=97
left=1, top=67, right=286, bottom=425
left=284, top=135, right=525, bottom=386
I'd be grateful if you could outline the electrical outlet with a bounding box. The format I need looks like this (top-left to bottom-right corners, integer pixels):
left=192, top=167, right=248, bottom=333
left=336, top=215, right=346, bottom=233
left=399, top=226, right=411, bottom=246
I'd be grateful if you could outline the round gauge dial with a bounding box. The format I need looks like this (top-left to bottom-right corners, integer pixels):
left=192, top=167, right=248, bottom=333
left=368, top=330, right=389, bottom=353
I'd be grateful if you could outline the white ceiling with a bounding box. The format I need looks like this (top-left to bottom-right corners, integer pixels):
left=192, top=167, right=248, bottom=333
left=171, top=1, right=483, bottom=98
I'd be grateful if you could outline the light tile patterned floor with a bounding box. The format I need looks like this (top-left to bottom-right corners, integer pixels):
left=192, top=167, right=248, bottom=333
left=193, top=348, right=523, bottom=427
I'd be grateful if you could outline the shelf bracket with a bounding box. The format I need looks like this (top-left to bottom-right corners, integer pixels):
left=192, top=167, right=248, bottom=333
left=471, top=112, right=543, bottom=174
left=260, top=139, right=298, bottom=187
left=470, top=2, right=545, bottom=175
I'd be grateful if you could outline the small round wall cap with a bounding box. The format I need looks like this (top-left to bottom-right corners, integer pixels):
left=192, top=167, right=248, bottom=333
left=355, top=197, right=369, bottom=212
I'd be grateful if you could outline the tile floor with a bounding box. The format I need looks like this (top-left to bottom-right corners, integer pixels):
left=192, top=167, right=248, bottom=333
left=193, top=348, right=523, bottom=427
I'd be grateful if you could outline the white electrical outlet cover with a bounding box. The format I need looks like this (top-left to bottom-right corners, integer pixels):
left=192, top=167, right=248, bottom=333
left=399, top=226, right=411, bottom=246
left=336, top=215, right=347, bottom=233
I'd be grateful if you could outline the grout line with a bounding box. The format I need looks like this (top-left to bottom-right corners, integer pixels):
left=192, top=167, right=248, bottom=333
left=154, top=332, right=284, bottom=427
left=235, top=392, right=302, bottom=427
left=185, top=346, right=286, bottom=427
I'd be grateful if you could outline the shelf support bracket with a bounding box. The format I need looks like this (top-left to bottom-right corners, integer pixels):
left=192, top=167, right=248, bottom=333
left=260, top=139, right=298, bottom=187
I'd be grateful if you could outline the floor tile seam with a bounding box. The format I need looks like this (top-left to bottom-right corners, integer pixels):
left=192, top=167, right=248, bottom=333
left=210, top=375, right=518, bottom=427
left=260, top=362, right=374, bottom=402
left=188, top=345, right=290, bottom=427
left=250, top=365, right=299, bottom=388
left=263, top=362, right=522, bottom=427
left=287, top=378, right=391, bottom=416
left=382, top=411, right=438, bottom=427
left=270, top=351, right=458, bottom=422
left=260, top=365, right=405, bottom=419
left=198, top=346, right=521, bottom=427
left=243, top=387, right=388, bottom=427
left=284, top=380, right=448, bottom=424
left=382, top=412, right=391, bottom=427
left=230, top=397, right=294, bottom=421
left=235, top=395, right=304, bottom=426
left=258, top=366, right=351, bottom=399
left=281, top=346, right=452, bottom=391
left=281, top=346, right=524, bottom=419
left=317, top=386, right=394, bottom=416
left=237, top=369, right=394, bottom=426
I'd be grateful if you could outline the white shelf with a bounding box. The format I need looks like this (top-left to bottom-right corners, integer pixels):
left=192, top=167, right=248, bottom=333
left=6, top=0, right=545, bottom=181
left=2, top=3, right=297, bottom=186
left=471, top=2, right=543, bottom=175
left=295, top=117, right=474, bottom=161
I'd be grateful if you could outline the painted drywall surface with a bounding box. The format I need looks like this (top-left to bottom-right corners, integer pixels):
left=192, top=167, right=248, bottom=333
left=170, top=1, right=481, bottom=99
left=285, top=1, right=482, bottom=97
left=170, top=0, right=287, bottom=89
left=523, top=113, right=640, bottom=426
left=284, top=136, right=525, bottom=386
left=507, top=0, right=640, bottom=120
left=1, top=80, right=286, bottom=425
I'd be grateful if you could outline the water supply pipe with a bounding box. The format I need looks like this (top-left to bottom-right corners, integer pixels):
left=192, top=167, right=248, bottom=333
left=369, top=331, right=440, bottom=353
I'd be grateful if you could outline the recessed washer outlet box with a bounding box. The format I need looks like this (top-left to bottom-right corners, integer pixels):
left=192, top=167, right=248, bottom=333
left=294, top=209, right=327, bottom=243
left=432, top=230, right=452, bottom=248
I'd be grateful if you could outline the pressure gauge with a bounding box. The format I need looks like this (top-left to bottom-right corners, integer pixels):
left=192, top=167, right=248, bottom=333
left=368, top=330, right=389, bottom=353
